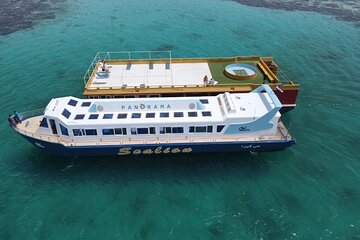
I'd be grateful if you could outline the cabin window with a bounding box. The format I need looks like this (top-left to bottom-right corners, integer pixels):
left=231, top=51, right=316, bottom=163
left=103, top=114, right=113, bottom=119
left=75, top=114, right=85, bottom=120
left=85, top=129, right=97, bottom=136
left=200, top=99, right=209, bottom=104
left=102, top=129, right=114, bottom=135
left=81, top=102, right=91, bottom=107
left=131, top=128, right=137, bottom=135
left=159, top=127, right=172, bottom=134
left=132, top=113, right=141, bottom=119
left=137, top=128, right=149, bottom=135
left=189, top=126, right=195, bottom=133
left=62, top=109, right=71, bottom=119
left=89, top=114, right=99, bottom=119
left=68, top=99, right=78, bottom=107
left=60, top=124, right=69, bottom=136
left=160, top=112, right=169, bottom=118
left=188, top=112, right=197, bottom=117
left=146, top=113, right=155, bottom=118
left=172, top=127, right=184, bottom=133
left=196, top=126, right=207, bottom=133
left=39, top=118, right=48, bottom=128
left=115, top=128, right=127, bottom=135
left=130, top=127, right=156, bottom=135
left=73, top=129, right=82, bottom=136
left=189, top=126, right=213, bottom=133
left=117, top=113, right=127, bottom=119
left=217, top=125, right=225, bottom=132
left=202, top=111, right=212, bottom=117
left=174, top=112, right=184, bottom=118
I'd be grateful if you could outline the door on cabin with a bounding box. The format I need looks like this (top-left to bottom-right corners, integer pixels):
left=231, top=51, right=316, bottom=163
left=49, top=119, right=58, bottom=135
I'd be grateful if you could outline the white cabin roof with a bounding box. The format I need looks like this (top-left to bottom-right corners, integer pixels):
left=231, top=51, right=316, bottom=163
left=44, top=92, right=278, bottom=127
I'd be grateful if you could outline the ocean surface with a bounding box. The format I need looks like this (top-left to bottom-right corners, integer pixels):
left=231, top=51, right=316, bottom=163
left=0, top=0, right=360, bottom=239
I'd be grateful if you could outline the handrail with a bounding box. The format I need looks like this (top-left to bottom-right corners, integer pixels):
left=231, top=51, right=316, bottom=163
left=83, top=51, right=172, bottom=86
left=18, top=108, right=45, bottom=120
left=276, top=68, right=292, bottom=84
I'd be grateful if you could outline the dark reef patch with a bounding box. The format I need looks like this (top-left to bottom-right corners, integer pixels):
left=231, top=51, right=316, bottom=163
left=278, top=193, right=303, bottom=212
left=250, top=215, right=291, bottom=239
left=0, top=0, right=66, bottom=36
left=232, top=0, right=360, bottom=27
left=337, top=186, right=360, bottom=203
left=187, top=32, right=203, bottom=40
left=56, top=71, right=65, bottom=78
left=155, top=44, right=174, bottom=51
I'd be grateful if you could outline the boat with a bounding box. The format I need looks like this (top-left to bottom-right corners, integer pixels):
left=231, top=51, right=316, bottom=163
left=8, top=85, right=295, bottom=156
left=83, top=51, right=299, bottom=113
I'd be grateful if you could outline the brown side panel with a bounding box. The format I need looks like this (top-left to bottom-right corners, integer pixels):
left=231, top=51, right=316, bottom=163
left=275, top=89, right=299, bottom=105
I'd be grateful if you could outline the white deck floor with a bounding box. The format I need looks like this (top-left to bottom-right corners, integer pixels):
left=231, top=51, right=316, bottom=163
left=90, top=62, right=213, bottom=89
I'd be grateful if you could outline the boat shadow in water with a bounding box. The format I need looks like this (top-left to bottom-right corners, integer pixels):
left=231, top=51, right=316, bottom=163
left=22, top=150, right=275, bottom=183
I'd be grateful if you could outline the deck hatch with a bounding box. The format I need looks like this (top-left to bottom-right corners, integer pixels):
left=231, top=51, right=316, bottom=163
left=68, top=99, right=78, bottom=107
left=62, top=109, right=71, bottom=119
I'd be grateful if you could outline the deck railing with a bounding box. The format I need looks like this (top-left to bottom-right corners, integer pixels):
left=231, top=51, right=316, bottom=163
left=14, top=124, right=291, bottom=148
left=277, top=121, right=293, bottom=140
left=18, top=108, right=45, bottom=120
left=276, top=68, right=293, bottom=84
left=83, top=51, right=172, bottom=85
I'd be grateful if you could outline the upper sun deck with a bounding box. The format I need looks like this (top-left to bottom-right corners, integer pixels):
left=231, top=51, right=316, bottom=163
left=83, top=51, right=296, bottom=97
left=44, top=91, right=277, bottom=127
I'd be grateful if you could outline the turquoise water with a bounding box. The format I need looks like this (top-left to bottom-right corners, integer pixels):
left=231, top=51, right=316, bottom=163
left=1, top=0, right=360, bottom=239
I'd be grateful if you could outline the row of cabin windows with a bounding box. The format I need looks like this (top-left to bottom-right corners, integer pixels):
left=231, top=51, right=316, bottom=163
left=70, top=126, right=224, bottom=136
left=40, top=118, right=225, bottom=136
left=72, top=111, right=212, bottom=120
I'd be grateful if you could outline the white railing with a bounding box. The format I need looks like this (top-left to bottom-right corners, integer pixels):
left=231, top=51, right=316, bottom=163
left=14, top=127, right=289, bottom=147
left=18, top=108, right=45, bottom=120
left=83, top=51, right=172, bottom=85
left=277, top=121, right=292, bottom=140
